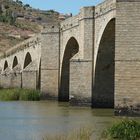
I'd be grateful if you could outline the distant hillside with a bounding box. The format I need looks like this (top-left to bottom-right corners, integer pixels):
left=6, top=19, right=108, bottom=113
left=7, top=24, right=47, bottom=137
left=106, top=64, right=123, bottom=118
left=0, top=0, right=62, bottom=51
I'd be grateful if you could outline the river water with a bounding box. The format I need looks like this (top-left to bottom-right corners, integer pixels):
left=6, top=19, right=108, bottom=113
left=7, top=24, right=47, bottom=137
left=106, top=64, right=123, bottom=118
left=0, top=101, right=119, bottom=140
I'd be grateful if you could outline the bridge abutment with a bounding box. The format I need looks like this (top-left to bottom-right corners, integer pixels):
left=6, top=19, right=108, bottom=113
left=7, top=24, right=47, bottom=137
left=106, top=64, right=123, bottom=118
left=115, top=0, right=140, bottom=116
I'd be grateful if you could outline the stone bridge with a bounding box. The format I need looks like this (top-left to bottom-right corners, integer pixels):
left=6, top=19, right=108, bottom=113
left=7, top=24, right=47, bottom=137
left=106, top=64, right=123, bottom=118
left=0, top=35, right=41, bottom=89
left=0, top=0, right=140, bottom=115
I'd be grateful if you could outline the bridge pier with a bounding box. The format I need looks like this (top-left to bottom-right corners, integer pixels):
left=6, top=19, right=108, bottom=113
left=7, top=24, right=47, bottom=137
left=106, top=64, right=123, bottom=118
left=59, top=6, right=94, bottom=105
left=22, top=61, right=38, bottom=90
left=0, top=68, right=13, bottom=88
left=69, top=60, right=92, bottom=106
left=41, top=25, right=60, bottom=99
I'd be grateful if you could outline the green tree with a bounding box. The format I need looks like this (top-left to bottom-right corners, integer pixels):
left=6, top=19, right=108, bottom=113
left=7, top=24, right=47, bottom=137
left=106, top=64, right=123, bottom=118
left=16, top=0, right=23, bottom=6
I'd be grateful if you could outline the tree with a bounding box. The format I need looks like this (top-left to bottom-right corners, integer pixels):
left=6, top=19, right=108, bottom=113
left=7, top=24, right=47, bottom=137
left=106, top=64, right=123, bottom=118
left=24, top=4, right=30, bottom=8
left=16, top=0, right=23, bottom=6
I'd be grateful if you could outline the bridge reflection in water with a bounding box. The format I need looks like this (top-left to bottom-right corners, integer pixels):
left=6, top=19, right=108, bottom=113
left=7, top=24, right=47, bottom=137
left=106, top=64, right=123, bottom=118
left=0, top=101, right=115, bottom=140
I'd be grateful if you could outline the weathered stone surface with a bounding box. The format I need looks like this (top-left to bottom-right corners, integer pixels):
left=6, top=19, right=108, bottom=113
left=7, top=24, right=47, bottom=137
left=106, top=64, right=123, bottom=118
left=22, top=61, right=38, bottom=89
left=41, top=69, right=59, bottom=98
left=0, top=67, right=12, bottom=88
left=70, top=60, right=92, bottom=106
left=115, top=1, right=140, bottom=116
left=41, top=24, right=59, bottom=98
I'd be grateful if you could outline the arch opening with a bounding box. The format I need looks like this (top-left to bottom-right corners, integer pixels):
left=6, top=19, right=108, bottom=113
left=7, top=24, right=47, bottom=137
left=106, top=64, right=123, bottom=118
left=4, top=60, right=8, bottom=70
left=24, top=52, right=32, bottom=69
left=12, top=56, right=18, bottom=68
left=59, top=37, right=79, bottom=101
left=92, top=18, right=115, bottom=108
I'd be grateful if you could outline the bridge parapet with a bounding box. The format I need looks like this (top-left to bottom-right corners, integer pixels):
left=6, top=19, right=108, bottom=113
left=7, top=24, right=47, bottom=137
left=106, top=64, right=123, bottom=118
left=95, top=0, right=116, bottom=18
left=42, top=23, right=59, bottom=34
left=60, top=6, right=94, bottom=31
left=60, top=15, right=79, bottom=31
left=0, top=34, right=41, bottom=59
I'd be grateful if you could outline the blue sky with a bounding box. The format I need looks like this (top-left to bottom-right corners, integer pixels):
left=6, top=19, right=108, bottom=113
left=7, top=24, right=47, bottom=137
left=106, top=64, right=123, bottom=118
left=21, top=0, right=104, bottom=15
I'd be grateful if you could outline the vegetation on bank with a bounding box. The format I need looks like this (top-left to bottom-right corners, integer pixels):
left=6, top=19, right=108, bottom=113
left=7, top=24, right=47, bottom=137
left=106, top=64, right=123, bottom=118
left=103, top=119, right=140, bottom=140
left=0, top=90, right=139, bottom=140
left=44, top=119, right=140, bottom=140
left=0, top=88, right=40, bottom=101
left=44, top=127, right=93, bottom=140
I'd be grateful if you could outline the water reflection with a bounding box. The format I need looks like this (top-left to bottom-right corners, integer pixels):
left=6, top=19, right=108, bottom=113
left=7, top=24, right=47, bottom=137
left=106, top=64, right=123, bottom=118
left=0, top=101, right=115, bottom=140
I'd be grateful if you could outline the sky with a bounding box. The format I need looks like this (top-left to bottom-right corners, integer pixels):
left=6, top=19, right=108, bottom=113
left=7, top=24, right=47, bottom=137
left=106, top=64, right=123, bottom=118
left=21, top=0, right=104, bottom=15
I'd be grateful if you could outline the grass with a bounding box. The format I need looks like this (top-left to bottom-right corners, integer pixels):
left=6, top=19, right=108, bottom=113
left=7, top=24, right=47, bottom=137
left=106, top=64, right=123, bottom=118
left=103, top=119, right=140, bottom=140
left=43, top=120, right=140, bottom=140
left=0, top=88, right=40, bottom=101
left=44, top=127, right=93, bottom=140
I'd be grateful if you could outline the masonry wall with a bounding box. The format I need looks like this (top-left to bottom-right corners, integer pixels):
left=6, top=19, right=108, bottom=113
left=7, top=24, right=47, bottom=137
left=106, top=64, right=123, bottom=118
left=0, top=71, right=21, bottom=88
left=70, top=60, right=92, bottom=105
left=79, top=7, right=95, bottom=60
left=115, top=0, right=140, bottom=115
left=41, top=25, right=60, bottom=98
left=10, top=72, right=21, bottom=88
left=59, top=7, right=94, bottom=105
left=22, top=71, right=37, bottom=89
left=0, top=73, right=11, bottom=88
left=69, top=7, right=94, bottom=105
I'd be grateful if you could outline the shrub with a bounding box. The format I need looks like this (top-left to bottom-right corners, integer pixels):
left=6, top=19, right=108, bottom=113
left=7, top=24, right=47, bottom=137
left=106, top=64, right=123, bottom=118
left=104, top=119, right=140, bottom=140
left=0, top=14, right=16, bottom=25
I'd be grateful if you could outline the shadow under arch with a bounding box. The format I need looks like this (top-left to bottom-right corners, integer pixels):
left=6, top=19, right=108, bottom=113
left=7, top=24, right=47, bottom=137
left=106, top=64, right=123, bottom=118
left=12, top=56, right=18, bottom=68
left=37, top=59, right=41, bottom=90
left=59, top=37, right=79, bottom=101
left=4, top=60, right=8, bottom=70
left=92, top=18, right=115, bottom=108
left=23, top=52, right=32, bottom=69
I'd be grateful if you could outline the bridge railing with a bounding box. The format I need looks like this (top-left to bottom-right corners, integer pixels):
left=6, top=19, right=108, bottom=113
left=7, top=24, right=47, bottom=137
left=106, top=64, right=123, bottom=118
left=0, top=34, right=41, bottom=59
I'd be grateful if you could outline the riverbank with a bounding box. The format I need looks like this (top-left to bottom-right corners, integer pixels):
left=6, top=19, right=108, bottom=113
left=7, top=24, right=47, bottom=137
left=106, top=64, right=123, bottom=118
left=43, top=119, right=140, bottom=140
left=0, top=88, right=40, bottom=101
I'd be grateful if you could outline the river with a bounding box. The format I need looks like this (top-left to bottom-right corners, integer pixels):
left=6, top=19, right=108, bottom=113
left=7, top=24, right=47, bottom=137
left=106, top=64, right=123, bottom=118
left=0, top=101, right=119, bottom=140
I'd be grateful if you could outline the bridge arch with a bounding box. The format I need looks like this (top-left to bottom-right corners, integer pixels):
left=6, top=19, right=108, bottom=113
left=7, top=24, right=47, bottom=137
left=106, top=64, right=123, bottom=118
left=23, top=52, right=32, bottom=69
left=4, top=60, right=8, bottom=70
left=12, top=56, right=18, bottom=68
left=93, top=18, right=115, bottom=108
left=59, top=37, right=79, bottom=101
